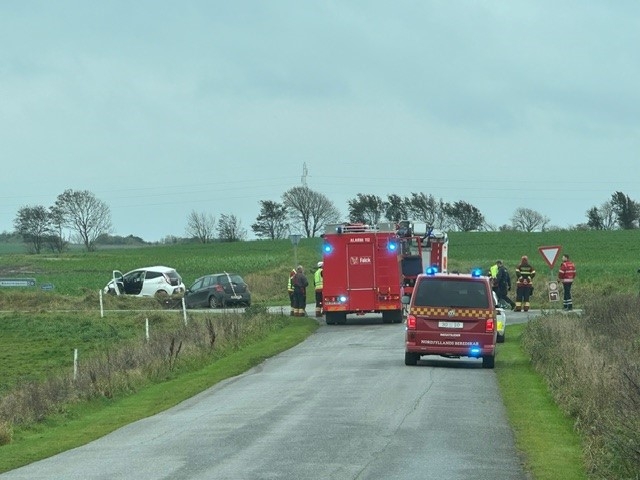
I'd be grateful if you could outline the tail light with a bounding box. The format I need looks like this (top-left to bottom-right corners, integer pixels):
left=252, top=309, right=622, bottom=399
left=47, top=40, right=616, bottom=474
left=485, top=318, right=495, bottom=332
left=406, top=315, right=417, bottom=330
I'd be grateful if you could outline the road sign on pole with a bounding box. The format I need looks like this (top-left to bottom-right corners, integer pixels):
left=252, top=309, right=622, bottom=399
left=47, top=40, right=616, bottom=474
left=538, top=245, right=562, bottom=269
left=289, top=234, right=302, bottom=265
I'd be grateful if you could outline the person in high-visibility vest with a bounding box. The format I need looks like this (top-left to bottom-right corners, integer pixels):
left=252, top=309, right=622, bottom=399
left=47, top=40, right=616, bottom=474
left=558, top=254, right=576, bottom=310
left=488, top=261, right=499, bottom=296
left=314, top=261, right=324, bottom=317
left=287, top=268, right=296, bottom=316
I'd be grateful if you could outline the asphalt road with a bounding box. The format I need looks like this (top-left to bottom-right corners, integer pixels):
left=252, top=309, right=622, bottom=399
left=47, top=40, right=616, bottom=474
left=2, top=311, right=532, bottom=480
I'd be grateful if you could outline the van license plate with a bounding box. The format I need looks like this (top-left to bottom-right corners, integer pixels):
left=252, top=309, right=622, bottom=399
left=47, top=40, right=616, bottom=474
left=439, top=321, right=463, bottom=329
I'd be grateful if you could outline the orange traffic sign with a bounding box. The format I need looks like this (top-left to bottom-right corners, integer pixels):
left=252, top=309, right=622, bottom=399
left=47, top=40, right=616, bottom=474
left=538, top=245, right=562, bottom=268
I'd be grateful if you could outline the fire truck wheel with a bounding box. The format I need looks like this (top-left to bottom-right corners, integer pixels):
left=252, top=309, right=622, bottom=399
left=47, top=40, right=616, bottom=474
left=382, top=310, right=403, bottom=324
left=482, top=355, right=495, bottom=369
left=404, top=352, right=419, bottom=366
left=325, top=312, right=346, bottom=325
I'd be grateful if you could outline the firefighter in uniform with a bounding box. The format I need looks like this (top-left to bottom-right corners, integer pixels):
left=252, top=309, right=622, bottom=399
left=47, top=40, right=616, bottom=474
left=495, top=260, right=516, bottom=309
left=314, top=261, right=323, bottom=317
left=488, top=260, right=499, bottom=296
left=287, top=268, right=296, bottom=316
left=292, top=265, right=308, bottom=316
left=515, top=255, right=536, bottom=312
left=558, top=254, right=576, bottom=310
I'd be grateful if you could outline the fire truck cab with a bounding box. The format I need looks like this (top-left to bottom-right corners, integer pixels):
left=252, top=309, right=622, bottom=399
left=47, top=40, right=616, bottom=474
left=322, top=222, right=404, bottom=325
left=397, top=221, right=449, bottom=301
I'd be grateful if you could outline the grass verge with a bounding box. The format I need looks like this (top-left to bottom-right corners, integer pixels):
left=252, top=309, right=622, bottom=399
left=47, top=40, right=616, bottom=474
left=0, top=317, right=319, bottom=473
left=496, top=323, right=587, bottom=480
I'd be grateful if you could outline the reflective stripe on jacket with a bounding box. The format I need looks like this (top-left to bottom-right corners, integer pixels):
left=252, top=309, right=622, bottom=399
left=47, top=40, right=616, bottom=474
left=558, top=261, right=576, bottom=283
left=314, top=268, right=323, bottom=291
left=516, top=264, right=535, bottom=286
left=287, top=270, right=295, bottom=292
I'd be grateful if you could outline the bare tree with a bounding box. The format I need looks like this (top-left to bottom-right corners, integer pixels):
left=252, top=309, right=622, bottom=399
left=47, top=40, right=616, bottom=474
left=282, top=186, right=341, bottom=237
left=54, top=189, right=112, bottom=252
left=14, top=205, right=51, bottom=253
left=185, top=210, right=216, bottom=243
left=47, top=204, right=69, bottom=253
left=510, top=207, right=550, bottom=232
left=217, top=214, right=247, bottom=242
left=586, top=201, right=617, bottom=231
left=251, top=200, right=289, bottom=240
left=598, top=201, right=618, bottom=230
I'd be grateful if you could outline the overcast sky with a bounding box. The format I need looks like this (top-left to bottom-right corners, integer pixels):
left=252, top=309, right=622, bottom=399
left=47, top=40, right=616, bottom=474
left=2, top=1, right=638, bottom=241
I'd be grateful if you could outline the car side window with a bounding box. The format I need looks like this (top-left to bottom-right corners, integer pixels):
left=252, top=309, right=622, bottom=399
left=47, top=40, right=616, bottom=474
left=146, top=271, right=161, bottom=280
left=126, top=271, right=144, bottom=283
left=191, top=279, right=204, bottom=290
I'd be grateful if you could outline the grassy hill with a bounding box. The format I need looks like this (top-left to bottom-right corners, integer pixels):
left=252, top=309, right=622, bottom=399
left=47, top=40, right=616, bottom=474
left=1, top=230, right=639, bottom=306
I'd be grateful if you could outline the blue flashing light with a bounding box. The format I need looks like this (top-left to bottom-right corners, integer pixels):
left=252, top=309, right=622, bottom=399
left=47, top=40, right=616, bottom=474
left=471, top=268, right=483, bottom=278
left=425, top=266, right=439, bottom=275
left=470, top=346, right=481, bottom=357
left=323, top=243, right=333, bottom=254
left=339, top=295, right=347, bottom=303
left=387, top=241, right=398, bottom=252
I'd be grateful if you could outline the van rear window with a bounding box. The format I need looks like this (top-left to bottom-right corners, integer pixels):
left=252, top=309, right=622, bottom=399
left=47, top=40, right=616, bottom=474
left=414, top=279, right=489, bottom=309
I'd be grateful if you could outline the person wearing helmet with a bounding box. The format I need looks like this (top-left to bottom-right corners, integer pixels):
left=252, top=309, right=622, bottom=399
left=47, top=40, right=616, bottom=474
left=287, top=268, right=296, bottom=316
left=515, top=255, right=536, bottom=312
left=314, top=261, right=324, bottom=317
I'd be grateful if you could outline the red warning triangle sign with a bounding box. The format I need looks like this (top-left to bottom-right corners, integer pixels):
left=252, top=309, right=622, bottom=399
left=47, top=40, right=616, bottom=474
left=538, top=245, right=562, bottom=268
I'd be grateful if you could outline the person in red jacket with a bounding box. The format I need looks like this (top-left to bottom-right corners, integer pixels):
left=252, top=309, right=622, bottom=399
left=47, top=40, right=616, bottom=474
left=558, top=254, right=576, bottom=310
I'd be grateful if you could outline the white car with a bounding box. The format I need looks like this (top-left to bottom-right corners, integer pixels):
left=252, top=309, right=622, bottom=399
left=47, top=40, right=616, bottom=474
left=493, top=292, right=507, bottom=343
left=104, top=266, right=185, bottom=300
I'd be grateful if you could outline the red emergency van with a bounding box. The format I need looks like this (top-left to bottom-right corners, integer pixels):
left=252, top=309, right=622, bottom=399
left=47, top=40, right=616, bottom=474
left=403, top=269, right=497, bottom=368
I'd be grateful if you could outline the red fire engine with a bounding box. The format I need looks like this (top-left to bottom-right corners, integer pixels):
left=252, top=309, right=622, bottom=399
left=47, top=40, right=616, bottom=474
left=322, top=222, right=403, bottom=325
left=321, top=222, right=449, bottom=325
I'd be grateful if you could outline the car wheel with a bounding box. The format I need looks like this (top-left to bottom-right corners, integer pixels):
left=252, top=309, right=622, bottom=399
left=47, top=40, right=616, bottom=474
left=405, top=352, right=419, bottom=366
left=482, top=355, right=495, bottom=369
left=208, top=296, right=221, bottom=309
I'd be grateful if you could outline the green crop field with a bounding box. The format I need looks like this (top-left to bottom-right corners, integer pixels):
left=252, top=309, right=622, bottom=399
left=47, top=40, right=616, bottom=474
left=1, top=229, right=639, bottom=304
left=1, top=228, right=638, bottom=392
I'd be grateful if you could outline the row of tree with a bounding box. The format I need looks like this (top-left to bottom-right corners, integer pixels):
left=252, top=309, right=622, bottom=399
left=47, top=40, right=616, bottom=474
left=248, top=188, right=640, bottom=240
left=13, top=189, right=111, bottom=253
left=10, top=187, right=640, bottom=251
